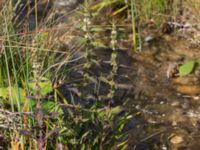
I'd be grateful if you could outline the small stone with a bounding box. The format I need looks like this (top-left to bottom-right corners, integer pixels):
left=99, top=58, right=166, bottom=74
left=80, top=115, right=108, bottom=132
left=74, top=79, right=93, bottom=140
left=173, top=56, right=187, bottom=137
left=145, top=35, right=154, bottom=42
left=135, top=105, right=140, bottom=109
left=170, top=135, right=184, bottom=144
left=171, top=101, right=180, bottom=106
left=160, top=101, right=164, bottom=104
left=172, top=121, right=177, bottom=126
left=162, top=145, right=167, bottom=150
left=193, top=96, right=200, bottom=100
left=176, top=85, right=200, bottom=95
left=181, top=103, right=189, bottom=109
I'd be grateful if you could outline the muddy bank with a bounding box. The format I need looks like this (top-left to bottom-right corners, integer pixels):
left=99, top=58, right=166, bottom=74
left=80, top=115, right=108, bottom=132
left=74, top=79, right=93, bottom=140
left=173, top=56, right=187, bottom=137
left=123, top=34, right=200, bottom=149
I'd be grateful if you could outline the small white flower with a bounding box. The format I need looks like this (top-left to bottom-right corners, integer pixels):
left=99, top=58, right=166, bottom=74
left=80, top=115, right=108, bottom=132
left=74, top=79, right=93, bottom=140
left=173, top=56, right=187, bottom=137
left=82, top=25, right=87, bottom=32
left=111, top=30, right=117, bottom=35
left=111, top=40, right=117, bottom=45
left=83, top=18, right=88, bottom=23
left=87, top=21, right=91, bottom=25
left=84, top=34, right=90, bottom=39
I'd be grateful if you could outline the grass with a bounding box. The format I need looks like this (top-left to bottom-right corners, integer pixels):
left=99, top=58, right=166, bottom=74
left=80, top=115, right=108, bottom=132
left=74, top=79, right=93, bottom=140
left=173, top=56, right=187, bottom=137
left=0, top=1, right=130, bottom=149
left=0, top=0, right=199, bottom=149
left=89, top=0, right=172, bottom=51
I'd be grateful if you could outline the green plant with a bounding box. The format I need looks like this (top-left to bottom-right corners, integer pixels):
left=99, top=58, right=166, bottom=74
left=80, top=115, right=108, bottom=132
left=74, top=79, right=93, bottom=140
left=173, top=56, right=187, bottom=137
left=89, top=0, right=176, bottom=51
left=0, top=1, right=132, bottom=149
left=178, top=59, right=200, bottom=76
left=45, top=93, right=131, bottom=150
left=0, top=1, right=57, bottom=148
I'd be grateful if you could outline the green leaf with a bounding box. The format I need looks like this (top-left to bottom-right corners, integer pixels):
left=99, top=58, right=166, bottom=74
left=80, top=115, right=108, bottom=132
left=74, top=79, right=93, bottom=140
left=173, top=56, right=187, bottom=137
left=36, top=31, right=49, bottom=42
left=197, top=58, right=200, bottom=64
left=91, top=27, right=105, bottom=32
left=77, top=37, right=88, bottom=45
left=28, top=77, right=52, bottom=96
left=0, top=87, right=25, bottom=104
left=42, top=101, right=55, bottom=112
left=0, top=87, right=9, bottom=99
left=97, top=106, right=123, bottom=120
left=90, top=0, right=124, bottom=11
left=91, top=41, right=106, bottom=47
left=178, top=60, right=195, bottom=76
left=109, top=106, right=123, bottom=115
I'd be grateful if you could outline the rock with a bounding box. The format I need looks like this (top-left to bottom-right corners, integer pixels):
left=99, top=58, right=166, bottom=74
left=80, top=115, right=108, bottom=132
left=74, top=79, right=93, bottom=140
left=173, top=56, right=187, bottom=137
left=166, top=62, right=178, bottom=78
left=55, top=0, right=83, bottom=10
left=176, top=85, right=200, bottom=95
left=173, top=73, right=200, bottom=95
left=13, top=0, right=83, bottom=30
left=170, top=135, right=184, bottom=144
left=13, top=0, right=52, bottom=30
left=144, top=35, right=155, bottom=46
left=173, top=76, right=199, bottom=85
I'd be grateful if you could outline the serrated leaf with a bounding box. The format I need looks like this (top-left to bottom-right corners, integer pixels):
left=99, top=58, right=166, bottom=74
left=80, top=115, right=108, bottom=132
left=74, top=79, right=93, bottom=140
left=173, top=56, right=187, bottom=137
left=178, top=60, right=195, bottom=76
left=109, top=106, right=123, bottom=115
left=42, top=101, right=56, bottom=112
left=77, top=37, right=88, bottom=45
left=0, top=87, right=25, bottom=104
left=91, top=41, right=106, bottom=47
left=28, top=77, right=52, bottom=96
left=97, top=106, right=123, bottom=120
left=91, top=27, right=105, bottom=32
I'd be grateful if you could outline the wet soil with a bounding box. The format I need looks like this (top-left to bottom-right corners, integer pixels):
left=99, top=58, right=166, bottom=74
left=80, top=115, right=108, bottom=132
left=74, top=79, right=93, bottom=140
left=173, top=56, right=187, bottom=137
left=124, top=35, right=200, bottom=149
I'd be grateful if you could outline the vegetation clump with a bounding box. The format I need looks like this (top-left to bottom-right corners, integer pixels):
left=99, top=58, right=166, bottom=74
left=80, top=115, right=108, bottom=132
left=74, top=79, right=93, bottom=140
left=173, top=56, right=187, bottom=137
left=0, top=0, right=199, bottom=149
